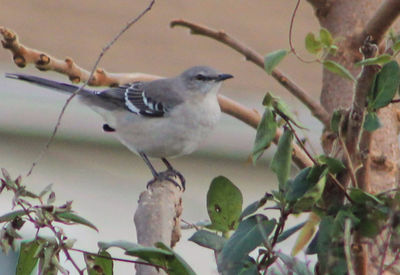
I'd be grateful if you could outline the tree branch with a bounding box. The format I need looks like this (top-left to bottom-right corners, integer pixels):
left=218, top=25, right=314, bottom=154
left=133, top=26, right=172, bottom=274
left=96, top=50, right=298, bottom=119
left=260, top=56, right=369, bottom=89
left=170, top=19, right=331, bottom=128
left=345, top=37, right=379, bottom=172
left=355, top=0, right=400, bottom=47
left=345, top=37, right=379, bottom=275
left=134, top=181, right=183, bottom=275
left=1, top=27, right=314, bottom=170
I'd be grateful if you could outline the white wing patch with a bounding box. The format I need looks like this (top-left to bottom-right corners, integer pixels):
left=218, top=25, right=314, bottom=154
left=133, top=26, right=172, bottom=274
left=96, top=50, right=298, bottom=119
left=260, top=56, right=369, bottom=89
left=124, top=83, right=165, bottom=117
left=124, top=85, right=141, bottom=114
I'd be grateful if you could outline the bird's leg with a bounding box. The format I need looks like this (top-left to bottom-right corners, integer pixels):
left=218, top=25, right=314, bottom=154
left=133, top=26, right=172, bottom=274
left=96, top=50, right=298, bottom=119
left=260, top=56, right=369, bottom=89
left=139, top=153, right=183, bottom=190
left=161, top=158, right=186, bottom=190
left=139, top=152, right=159, bottom=178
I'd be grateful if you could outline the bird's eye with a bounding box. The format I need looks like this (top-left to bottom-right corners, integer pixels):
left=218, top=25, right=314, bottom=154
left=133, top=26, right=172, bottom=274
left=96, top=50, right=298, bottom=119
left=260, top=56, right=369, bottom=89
left=195, top=74, right=206, bottom=81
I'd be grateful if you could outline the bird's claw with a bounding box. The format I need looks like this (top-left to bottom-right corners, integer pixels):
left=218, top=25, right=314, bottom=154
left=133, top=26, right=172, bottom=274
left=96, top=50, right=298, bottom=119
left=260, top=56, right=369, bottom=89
left=146, top=170, right=185, bottom=191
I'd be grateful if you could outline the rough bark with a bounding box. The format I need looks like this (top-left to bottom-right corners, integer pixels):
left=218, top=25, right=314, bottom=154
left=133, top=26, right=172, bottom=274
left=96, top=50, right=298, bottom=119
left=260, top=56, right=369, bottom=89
left=309, top=0, right=400, bottom=274
left=134, top=181, right=183, bottom=275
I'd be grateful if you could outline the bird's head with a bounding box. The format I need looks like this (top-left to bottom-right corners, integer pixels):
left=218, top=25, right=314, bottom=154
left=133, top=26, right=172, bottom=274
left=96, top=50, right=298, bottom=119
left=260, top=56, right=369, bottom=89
left=180, top=66, right=233, bottom=94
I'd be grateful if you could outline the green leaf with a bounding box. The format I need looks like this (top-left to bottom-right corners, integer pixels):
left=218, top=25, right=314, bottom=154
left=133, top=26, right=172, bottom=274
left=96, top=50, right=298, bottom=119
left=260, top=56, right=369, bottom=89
left=285, top=168, right=313, bottom=202
left=371, top=60, right=400, bottom=109
left=155, top=243, right=196, bottom=275
left=329, top=44, right=338, bottom=55
left=125, top=245, right=173, bottom=262
left=0, top=210, right=29, bottom=223
left=218, top=215, right=276, bottom=273
left=330, top=109, right=343, bottom=134
left=189, top=230, right=226, bottom=252
left=276, top=252, right=313, bottom=275
left=364, top=112, right=381, bottom=132
left=332, top=209, right=360, bottom=240
left=319, top=28, right=333, bottom=47
left=270, top=127, right=293, bottom=191
left=237, top=260, right=259, bottom=275
left=323, top=60, right=355, bottom=81
left=276, top=221, right=306, bottom=243
left=305, top=33, right=322, bottom=54
left=207, top=176, right=243, bottom=233
left=98, top=241, right=139, bottom=252
left=56, top=212, right=98, bottom=232
left=356, top=54, right=392, bottom=66
left=358, top=214, right=385, bottom=238
left=273, top=97, right=306, bottom=129
left=264, top=49, right=289, bottom=74
left=125, top=244, right=189, bottom=273
left=286, top=167, right=327, bottom=212
left=349, top=188, right=384, bottom=205
left=367, top=73, right=379, bottom=108
left=239, top=193, right=272, bottom=220
left=316, top=216, right=348, bottom=275
left=317, top=216, right=335, bottom=272
left=16, top=240, right=41, bottom=275
left=84, top=251, right=113, bottom=275
left=252, top=107, right=277, bottom=164
left=393, top=39, right=400, bottom=52
left=295, top=174, right=326, bottom=212
left=317, top=155, right=346, bottom=174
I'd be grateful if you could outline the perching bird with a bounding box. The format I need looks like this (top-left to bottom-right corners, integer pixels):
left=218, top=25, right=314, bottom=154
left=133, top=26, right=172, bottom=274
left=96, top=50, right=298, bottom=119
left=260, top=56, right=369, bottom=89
left=5, top=66, right=233, bottom=189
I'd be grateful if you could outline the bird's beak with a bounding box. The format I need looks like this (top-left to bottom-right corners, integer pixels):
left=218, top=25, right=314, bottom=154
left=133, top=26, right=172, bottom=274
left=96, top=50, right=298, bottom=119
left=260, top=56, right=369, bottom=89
left=216, top=74, right=234, bottom=81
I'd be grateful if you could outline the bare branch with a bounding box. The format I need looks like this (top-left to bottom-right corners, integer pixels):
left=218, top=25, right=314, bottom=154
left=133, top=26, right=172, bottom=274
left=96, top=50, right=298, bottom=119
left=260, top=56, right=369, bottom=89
left=1, top=28, right=314, bottom=170
left=0, top=30, right=156, bottom=85
left=345, top=37, right=379, bottom=167
left=356, top=0, right=400, bottom=47
left=170, top=19, right=331, bottom=128
left=345, top=37, right=380, bottom=275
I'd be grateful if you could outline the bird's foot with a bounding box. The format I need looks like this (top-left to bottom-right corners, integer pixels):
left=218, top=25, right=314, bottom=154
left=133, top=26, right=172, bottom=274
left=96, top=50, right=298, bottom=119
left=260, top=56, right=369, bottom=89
left=165, top=168, right=186, bottom=191
left=146, top=170, right=185, bottom=191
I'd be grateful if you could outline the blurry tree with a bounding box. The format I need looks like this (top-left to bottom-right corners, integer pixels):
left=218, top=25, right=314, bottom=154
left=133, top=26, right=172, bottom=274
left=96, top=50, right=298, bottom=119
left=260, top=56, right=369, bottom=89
left=1, top=0, right=400, bottom=274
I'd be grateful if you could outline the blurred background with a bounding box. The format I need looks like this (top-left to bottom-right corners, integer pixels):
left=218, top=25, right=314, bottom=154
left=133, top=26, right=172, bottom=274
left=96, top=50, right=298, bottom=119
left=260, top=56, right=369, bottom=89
left=0, top=1, right=323, bottom=274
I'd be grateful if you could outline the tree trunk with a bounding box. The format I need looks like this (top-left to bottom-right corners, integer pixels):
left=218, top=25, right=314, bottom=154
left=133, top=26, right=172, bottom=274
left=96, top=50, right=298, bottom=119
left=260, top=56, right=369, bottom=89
left=308, top=0, right=400, bottom=274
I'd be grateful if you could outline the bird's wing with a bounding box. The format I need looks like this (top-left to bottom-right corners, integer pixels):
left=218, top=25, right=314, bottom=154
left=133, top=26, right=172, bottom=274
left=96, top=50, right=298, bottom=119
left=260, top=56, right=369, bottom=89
left=96, top=80, right=184, bottom=117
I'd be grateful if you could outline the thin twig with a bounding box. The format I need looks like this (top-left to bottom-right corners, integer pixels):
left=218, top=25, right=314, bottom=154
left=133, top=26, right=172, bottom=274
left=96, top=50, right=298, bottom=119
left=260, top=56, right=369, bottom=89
left=377, top=219, right=394, bottom=274
left=49, top=226, right=84, bottom=275
left=286, top=121, right=317, bottom=165
left=344, top=219, right=356, bottom=275
left=170, top=19, right=331, bottom=128
left=338, top=132, right=358, bottom=188
left=70, top=247, right=167, bottom=270
left=26, top=0, right=155, bottom=176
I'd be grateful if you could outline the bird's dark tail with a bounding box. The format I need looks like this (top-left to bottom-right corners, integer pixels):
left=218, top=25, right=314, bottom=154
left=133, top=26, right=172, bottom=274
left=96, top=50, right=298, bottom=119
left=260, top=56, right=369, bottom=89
left=5, top=73, right=93, bottom=95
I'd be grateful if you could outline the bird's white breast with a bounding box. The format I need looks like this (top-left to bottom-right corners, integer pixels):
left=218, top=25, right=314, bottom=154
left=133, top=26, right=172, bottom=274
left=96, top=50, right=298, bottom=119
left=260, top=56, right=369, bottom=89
left=109, top=91, right=221, bottom=158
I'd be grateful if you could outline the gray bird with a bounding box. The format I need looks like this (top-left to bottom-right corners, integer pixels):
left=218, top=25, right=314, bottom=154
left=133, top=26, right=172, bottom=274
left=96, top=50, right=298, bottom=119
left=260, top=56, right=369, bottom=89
left=5, top=66, right=233, bottom=189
